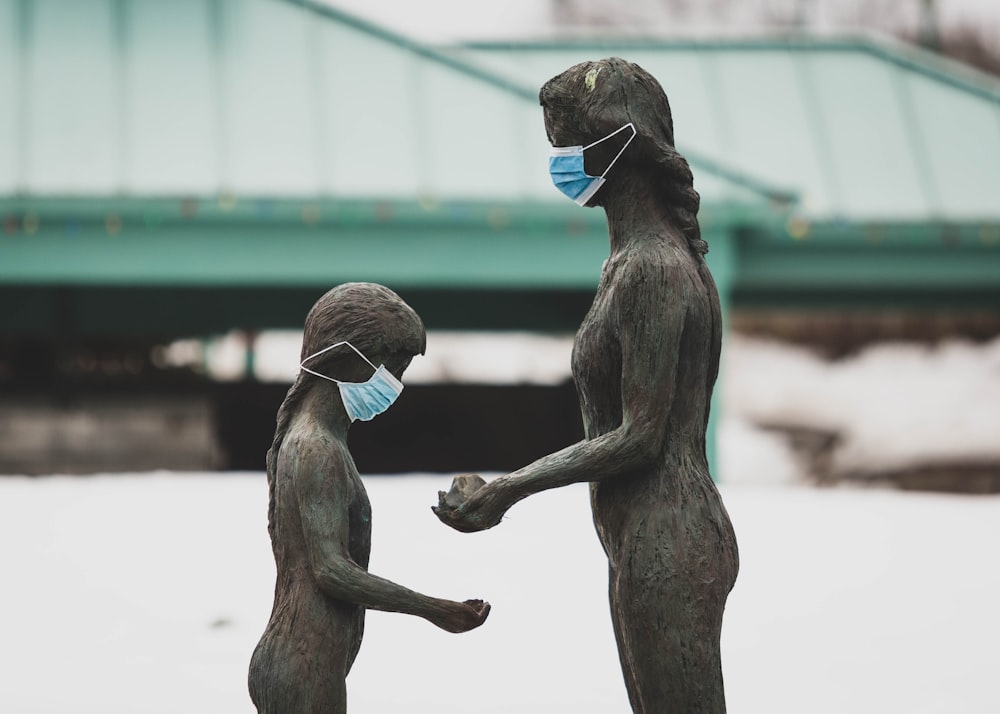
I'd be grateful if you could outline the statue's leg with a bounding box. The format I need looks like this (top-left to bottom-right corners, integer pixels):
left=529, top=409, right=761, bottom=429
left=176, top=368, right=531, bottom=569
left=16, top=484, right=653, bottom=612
left=607, top=566, right=645, bottom=714
left=250, top=673, right=347, bottom=714
left=608, top=556, right=729, bottom=713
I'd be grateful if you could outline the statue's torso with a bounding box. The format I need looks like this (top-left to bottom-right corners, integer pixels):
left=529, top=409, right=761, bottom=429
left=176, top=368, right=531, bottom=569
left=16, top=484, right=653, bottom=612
left=571, top=242, right=728, bottom=559
left=262, top=429, right=371, bottom=670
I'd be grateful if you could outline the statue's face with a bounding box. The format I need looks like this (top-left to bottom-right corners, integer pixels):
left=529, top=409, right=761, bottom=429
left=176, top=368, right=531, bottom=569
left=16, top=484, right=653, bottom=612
left=542, top=108, right=557, bottom=146
left=382, top=352, right=415, bottom=381
left=542, top=106, right=575, bottom=149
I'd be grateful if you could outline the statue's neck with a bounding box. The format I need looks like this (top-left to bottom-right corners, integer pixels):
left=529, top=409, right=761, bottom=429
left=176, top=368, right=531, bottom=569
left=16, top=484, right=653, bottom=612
left=600, top=174, right=685, bottom=255
left=300, top=381, right=351, bottom=437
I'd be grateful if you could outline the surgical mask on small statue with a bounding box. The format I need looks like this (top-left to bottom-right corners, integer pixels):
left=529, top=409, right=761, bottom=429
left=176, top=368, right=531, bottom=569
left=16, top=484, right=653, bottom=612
left=299, top=341, right=403, bottom=422
left=548, top=122, right=637, bottom=206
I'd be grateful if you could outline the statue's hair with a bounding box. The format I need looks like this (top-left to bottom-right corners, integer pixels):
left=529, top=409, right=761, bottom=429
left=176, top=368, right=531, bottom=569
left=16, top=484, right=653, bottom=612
left=264, top=283, right=425, bottom=541
left=539, top=57, right=708, bottom=257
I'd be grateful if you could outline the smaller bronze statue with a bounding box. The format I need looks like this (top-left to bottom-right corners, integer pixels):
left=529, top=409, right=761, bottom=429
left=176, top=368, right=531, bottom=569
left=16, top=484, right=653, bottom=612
left=249, top=283, right=490, bottom=714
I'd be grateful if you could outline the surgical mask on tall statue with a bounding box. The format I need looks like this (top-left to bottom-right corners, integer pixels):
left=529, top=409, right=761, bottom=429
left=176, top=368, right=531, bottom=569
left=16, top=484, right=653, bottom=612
left=299, top=341, right=404, bottom=422
left=548, top=122, right=637, bottom=206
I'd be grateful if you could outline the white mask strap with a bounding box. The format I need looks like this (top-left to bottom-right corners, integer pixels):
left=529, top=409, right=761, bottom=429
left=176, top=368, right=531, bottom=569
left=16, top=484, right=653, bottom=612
left=300, top=341, right=376, bottom=384
left=583, top=122, right=637, bottom=178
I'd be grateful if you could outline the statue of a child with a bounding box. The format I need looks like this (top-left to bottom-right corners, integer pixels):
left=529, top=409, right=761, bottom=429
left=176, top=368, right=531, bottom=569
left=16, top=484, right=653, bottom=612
left=249, top=282, right=490, bottom=714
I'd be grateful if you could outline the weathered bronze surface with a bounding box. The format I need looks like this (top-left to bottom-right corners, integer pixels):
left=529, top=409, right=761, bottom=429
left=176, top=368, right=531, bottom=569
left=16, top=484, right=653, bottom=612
left=249, top=282, right=489, bottom=714
left=435, top=58, right=739, bottom=712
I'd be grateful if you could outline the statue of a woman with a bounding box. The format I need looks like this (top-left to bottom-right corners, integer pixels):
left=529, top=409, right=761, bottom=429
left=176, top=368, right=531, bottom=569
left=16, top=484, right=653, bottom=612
left=250, top=282, right=490, bottom=714
left=434, top=58, right=739, bottom=713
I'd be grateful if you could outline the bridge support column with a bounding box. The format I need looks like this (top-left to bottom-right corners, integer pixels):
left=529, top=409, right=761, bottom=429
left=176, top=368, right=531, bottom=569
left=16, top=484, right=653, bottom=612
left=705, top=227, right=737, bottom=482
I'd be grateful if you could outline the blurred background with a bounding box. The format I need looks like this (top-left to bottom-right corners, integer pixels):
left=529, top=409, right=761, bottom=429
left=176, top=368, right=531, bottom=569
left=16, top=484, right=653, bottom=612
left=1, top=0, right=999, bottom=484
left=2, top=0, right=998, bottom=487
left=2, top=3, right=1000, bottom=714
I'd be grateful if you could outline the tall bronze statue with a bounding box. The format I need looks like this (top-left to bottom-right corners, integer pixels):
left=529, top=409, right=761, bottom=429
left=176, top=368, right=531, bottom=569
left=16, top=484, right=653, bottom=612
left=435, top=58, right=739, bottom=712
left=250, top=283, right=490, bottom=714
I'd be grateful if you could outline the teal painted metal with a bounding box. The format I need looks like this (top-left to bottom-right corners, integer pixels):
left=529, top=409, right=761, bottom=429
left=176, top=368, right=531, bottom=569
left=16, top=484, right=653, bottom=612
left=701, top=228, right=736, bottom=478
left=460, top=36, right=1000, bottom=224
left=0, top=196, right=779, bottom=288
left=725, top=219, right=1000, bottom=312
left=0, top=208, right=608, bottom=289
left=274, top=1, right=798, bottom=206
left=1, top=2, right=998, bottom=314
left=462, top=36, right=1000, bottom=102
left=0, top=0, right=785, bottom=208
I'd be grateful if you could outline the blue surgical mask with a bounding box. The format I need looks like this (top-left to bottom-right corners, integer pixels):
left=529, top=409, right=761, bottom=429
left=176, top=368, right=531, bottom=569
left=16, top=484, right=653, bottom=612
left=548, top=122, right=637, bottom=206
left=299, top=341, right=404, bottom=422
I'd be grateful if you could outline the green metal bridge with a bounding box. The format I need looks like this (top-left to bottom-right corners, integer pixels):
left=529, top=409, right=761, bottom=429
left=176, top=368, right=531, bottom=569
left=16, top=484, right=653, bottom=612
left=1, top=0, right=998, bottom=342
left=2, top=197, right=998, bottom=339
left=2, top=1, right=999, bottom=335
left=1, top=0, right=999, bottom=474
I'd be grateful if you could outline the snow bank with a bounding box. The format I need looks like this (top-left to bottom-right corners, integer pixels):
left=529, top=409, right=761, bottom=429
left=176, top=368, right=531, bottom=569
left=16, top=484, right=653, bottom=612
left=2, top=473, right=999, bottom=713
left=722, top=334, right=1000, bottom=480
left=169, top=329, right=1000, bottom=483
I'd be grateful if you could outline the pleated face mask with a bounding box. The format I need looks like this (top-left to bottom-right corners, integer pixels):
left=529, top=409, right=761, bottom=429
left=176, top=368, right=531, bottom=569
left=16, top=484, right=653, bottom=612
left=299, top=341, right=404, bottom=422
left=548, top=122, right=637, bottom=206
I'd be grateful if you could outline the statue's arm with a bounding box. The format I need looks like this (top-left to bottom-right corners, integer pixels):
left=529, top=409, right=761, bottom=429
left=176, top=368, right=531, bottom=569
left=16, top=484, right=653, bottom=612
left=293, top=443, right=490, bottom=632
left=435, top=257, right=685, bottom=531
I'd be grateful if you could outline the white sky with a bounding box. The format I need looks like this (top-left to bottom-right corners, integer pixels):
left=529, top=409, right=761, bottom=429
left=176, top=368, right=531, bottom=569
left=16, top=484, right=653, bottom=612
left=319, top=0, right=553, bottom=42
left=320, top=0, right=1000, bottom=43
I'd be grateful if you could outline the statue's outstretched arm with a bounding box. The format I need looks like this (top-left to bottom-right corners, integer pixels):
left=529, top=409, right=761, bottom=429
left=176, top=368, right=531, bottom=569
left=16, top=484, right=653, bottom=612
left=434, top=257, right=687, bottom=533
left=293, top=443, right=490, bottom=633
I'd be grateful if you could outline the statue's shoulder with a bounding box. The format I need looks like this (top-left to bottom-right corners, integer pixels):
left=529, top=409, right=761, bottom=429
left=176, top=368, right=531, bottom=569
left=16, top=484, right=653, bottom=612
left=281, top=418, right=348, bottom=465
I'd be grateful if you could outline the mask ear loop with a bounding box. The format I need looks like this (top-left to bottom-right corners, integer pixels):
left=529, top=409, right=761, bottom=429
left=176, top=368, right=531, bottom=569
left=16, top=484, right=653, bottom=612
left=300, top=341, right=376, bottom=384
left=583, top=122, right=637, bottom=179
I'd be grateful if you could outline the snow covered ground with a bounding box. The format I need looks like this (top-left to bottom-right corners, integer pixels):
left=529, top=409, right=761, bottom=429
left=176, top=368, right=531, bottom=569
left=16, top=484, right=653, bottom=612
left=4, top=332, right=999, bottom=711
left=2, top=472, right=999, bottom=713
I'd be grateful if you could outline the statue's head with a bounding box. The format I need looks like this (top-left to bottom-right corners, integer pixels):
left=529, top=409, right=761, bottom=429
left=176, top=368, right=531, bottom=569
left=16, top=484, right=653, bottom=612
left=300, top=282, right=426, bottom=383
left=539, top=57, right=679, bottom=189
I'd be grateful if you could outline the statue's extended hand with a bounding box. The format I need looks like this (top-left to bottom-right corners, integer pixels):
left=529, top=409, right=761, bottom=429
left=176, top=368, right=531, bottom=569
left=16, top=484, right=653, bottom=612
left=429, top=598, right=491, bottom=634
left=432, top=474, right=505, bottom=533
